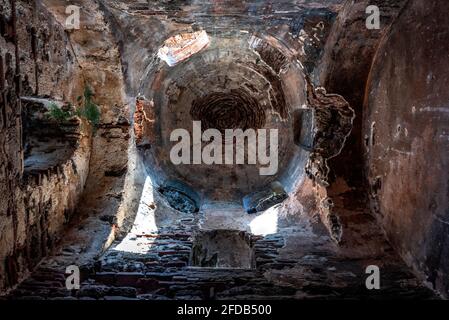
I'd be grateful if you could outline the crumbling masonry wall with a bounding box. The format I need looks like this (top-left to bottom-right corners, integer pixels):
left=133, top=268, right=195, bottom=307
left=316, top=0, right=408, bottom=187
left=0, top=0, right=89, bottom=292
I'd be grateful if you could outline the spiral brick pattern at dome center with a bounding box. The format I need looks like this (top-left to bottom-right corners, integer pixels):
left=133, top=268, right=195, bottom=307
left=190, top=89, right=266, bottom=132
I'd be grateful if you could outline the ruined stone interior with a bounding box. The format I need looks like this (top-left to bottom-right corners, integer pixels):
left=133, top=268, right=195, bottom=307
left=0, top=0, right=448, bottom=300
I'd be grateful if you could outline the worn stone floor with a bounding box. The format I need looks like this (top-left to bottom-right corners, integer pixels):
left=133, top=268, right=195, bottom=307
left=3, top=175, right=438, bottom=300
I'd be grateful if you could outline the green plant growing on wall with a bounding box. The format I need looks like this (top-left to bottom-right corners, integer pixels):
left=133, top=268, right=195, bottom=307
left=76, top=86, right=101, bottom=127
left=46, top=85, right=101, bottom=130
left=47, top=103, right=72, bottom=123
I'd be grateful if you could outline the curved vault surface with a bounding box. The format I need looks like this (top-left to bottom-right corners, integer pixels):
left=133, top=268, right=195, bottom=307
left=138, top=33, right=310, bottom=214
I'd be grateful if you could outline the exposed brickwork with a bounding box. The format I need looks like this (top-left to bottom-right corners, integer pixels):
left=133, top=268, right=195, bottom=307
left=6, top=195, right=437, bottom=300
left=1, top=0, right=448, bottom=301
left=134, top=97, right=155, bottom=148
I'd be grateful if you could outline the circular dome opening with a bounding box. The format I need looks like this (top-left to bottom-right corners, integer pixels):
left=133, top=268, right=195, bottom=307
left=138, top=33, right=309, bottom=205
